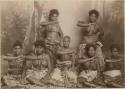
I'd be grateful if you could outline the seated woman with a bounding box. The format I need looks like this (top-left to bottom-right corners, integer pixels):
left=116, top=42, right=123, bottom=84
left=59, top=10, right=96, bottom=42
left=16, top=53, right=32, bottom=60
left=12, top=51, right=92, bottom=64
left=49, top=36, right=77, bottom=88
left=2, top=41, right=26, bottom=88
left=77, top=44, right=105, bottom=88
left=103, top=44, right=124, bottom=88
left=24, top=40, right=52, bottom=86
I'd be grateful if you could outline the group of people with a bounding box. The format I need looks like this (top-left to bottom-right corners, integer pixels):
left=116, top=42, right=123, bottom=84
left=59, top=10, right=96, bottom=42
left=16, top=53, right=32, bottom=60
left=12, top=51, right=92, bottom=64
left=2, top=9, right=124, bottom=88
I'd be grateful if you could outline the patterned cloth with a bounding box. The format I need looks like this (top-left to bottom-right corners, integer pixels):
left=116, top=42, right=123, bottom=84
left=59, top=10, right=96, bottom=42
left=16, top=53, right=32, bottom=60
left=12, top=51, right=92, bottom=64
left=83, top=23, right=104, bottom=44
left=78, top=42, right=105, bottom=71
left=45, top=23, right=63, bottom=45
left=2, top=54, right=24, bottom=87
left=104, top=55, right=124, bottom=86
left=79, top=70, right=97, bottom=82
left=26, top=69, right=48, bottom=80
left=7, top=55, right=24, bottom=75
left=103, top=71, right=123, bottom=86
left=44, top=23, right=63, bottom=54
left=51, top=68, right=77, bottom=83
left=103, top=70, right=121, bottom=78
left=50, top=67, right=77, bottom=87
left=2, top=74, right=22, bottom=87
left=25, top=53, right=50, bottom=82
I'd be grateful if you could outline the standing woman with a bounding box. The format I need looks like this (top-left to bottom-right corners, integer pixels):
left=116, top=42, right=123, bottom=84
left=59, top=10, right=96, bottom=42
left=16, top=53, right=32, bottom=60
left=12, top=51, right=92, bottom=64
left=77, top=9, right=104, bottom=44
left=41, top=9, right=63, bottom=53
left=40, top=9, right=63, bottom=68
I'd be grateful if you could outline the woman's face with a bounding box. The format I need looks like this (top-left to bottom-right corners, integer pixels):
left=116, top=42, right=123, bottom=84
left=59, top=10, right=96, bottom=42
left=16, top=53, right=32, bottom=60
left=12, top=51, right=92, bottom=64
left=112, top=48, right=119, bottom=57
left=89, top=14, right=97, bottom=23
left=50, top=14, right=58, bottom=21
left=63, top=38, right=70, bottom=48
left=35, top=46, right=44, bottom=55
left=88, top=47, right=96, bottom=57
left=13, top=46, right=22, bottom=56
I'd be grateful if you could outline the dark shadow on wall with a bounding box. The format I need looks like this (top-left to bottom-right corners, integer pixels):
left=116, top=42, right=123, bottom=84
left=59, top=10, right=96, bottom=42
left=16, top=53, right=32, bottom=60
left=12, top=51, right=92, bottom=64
left=102, top=0, right=124, bottom=54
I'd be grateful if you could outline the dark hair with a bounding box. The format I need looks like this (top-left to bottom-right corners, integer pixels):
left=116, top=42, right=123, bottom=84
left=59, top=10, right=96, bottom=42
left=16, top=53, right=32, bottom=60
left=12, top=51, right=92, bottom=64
left=34, top=40, right=45, bottom=47
left=49, top=9, right=59, bottom=19
left=63, top=35, right=71, bottom=41
left=85, top=44, right=96, bottom=57
left=110, top=44, right=120, bottom=52
left=89, top=9, right=99, bottom=18
left=13, top=40, right=22, bottom=48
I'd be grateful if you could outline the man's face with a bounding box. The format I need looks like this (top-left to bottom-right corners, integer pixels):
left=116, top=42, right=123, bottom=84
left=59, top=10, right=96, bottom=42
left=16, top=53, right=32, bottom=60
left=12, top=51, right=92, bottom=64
left=88, top=47, right=96, bottom=57
left=89, top=14, right=97, bottom=23
left=35, top=46, right=44, bottom=55
left=50, top=14, right=58, bottom=21
left=63, top=38, right=70, bottom=48
left=112, top=48, right=119, bottom=57
left=13, top=46, right=22, bottom=55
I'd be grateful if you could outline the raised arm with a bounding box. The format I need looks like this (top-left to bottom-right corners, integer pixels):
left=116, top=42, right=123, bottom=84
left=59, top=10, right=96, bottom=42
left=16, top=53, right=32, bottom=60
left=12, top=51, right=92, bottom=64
left=41, top=21, right=58, bottom=26
left=78, top=56, right=96, bottom=64
left=77, top=21, right=89, bottom=27
left=105, top=59, right=123, bottom=63
left=2, top=56, right=19, bottom=61
left=24, top=55, right=39, bottom=60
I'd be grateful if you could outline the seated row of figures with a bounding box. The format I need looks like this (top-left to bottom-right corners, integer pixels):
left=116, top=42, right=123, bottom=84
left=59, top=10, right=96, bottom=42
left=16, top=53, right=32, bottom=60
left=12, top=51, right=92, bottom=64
left=1, top=9, right=124, bottom=88
left=2, top=37, right=124, bottom=88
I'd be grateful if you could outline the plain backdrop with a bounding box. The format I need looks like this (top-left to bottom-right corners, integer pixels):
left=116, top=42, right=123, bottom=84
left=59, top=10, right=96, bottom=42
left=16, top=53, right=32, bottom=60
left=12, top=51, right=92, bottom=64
left=1, top=0, right=124, bottom=75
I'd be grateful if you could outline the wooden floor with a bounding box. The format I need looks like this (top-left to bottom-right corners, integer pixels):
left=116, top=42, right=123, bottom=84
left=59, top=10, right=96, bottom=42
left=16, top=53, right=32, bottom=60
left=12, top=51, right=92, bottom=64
left=1, top=86, right=68, bottom=89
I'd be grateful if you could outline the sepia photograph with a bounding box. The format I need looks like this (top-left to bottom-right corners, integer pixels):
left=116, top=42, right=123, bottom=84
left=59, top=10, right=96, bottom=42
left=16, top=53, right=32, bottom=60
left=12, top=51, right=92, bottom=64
left=0, top=0, right=124, bottom=89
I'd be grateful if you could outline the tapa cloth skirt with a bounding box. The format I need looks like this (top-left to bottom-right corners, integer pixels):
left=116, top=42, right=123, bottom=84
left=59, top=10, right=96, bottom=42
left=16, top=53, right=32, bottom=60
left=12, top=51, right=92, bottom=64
left=26, top=68, right=48, bottom=80
left=50, top=67, right=77, bottom=84
left=79, top=70, right=97, bottom=82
